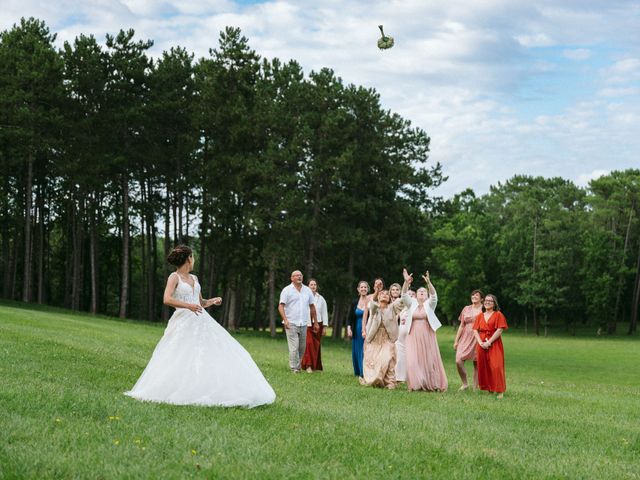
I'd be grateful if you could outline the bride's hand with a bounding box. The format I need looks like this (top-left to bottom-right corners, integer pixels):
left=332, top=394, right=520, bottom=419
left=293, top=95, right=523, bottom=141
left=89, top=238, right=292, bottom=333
left=187, top=303, right=203, bottom=314
left=209, top=297, right=222, bottom=307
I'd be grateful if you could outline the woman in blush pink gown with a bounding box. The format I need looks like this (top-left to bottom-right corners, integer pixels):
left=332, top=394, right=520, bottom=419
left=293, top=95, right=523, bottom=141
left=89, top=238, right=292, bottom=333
left=404, top=269, right=448, bottom=392
left=453, top=289, right=483, bottom=390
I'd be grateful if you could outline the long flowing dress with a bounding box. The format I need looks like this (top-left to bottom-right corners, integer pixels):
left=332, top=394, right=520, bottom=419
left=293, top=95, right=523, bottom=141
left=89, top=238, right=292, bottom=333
left=473, top=311, right=508, bottom=393
left=406, top=305, right=448, bottom=391
left=302, top=293, right=329, bottom=371
left=351, top=307, right=365, bottom=377
left=362, top=295, right=408, bottom=388
left=395, top=308, right=410, bottom=382
left=125, top=275, right=276, bottom=407
left=456, top=305, right=479, bottom=363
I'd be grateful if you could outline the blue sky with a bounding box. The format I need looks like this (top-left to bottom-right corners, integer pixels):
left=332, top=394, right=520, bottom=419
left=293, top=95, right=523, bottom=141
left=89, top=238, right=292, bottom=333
left=2, top=0, right=639, bottom=197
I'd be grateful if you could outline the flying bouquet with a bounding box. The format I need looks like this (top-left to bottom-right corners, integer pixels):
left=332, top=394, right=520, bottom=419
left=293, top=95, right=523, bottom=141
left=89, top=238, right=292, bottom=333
left=377, top=25, right=394, bottom=50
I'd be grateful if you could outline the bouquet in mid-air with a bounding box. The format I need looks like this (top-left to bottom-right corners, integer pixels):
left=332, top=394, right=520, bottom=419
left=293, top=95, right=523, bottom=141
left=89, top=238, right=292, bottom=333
left=377, top=25, right=394, bottom=50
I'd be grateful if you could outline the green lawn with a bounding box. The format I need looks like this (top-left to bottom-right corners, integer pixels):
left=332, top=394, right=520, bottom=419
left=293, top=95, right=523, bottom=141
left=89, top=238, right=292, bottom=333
left=1, top=303, right=639, bottom=479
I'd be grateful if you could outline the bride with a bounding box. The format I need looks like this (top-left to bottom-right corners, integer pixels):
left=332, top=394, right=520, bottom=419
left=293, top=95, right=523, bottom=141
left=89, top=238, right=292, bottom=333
left=125, top=245, right=276, bottom=407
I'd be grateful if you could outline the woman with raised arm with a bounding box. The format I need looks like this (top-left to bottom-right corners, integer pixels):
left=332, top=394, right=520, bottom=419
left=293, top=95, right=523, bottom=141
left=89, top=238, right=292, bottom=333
left=472, top=293, right=508, bottom=398
left=125, top=245, right=275, bottom=407
left=404, top=269, right=448, bottom=392
left=395, top=289, right=416, bottom=383
left=346, top=281, right=369, bottom=379
left=454, top=289, right=483, bottom=390
left=361, top=274, right=411, bottom=389
left=361, top=277, right=384, bottom=339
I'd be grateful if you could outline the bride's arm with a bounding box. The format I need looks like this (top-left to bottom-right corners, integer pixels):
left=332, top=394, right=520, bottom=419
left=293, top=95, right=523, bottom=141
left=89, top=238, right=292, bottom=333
left=196, top=277, right=222, bottom=308
left=163, top=273, right=202, bottom=313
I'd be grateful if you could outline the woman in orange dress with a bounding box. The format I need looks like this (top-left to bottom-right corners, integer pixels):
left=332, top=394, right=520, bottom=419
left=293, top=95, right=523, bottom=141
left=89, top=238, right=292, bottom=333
left=472, top=294, right=508, bottom=398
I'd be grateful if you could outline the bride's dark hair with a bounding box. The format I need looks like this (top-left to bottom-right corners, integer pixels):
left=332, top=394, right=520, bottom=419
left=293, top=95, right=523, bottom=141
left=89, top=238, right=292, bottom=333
left=167, top=245, right=192, bottom=267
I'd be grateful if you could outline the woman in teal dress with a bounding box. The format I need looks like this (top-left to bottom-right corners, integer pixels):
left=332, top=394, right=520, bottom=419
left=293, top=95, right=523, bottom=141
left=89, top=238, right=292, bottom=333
left=347, top=281, right=369, bottom=378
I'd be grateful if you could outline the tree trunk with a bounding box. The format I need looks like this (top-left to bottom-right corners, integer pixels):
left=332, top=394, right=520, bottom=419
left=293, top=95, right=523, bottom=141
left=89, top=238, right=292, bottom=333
left=532, top=217, right=539, bottom=335
left=2, top=218, right=10, bottom=298
left=253, top=277, right=264, bottom=331
left=36, top=183, right=45, bottom=304
left=207, top=253, right=215, bottom=301
left=184, top=190, right=189, bottom=244
left=611, top=208, right=634, bottom=334
left=22, top=153, right=34, bottom=302
left=71, top=197, right=83, bottom=311
left=629, top=239, right=640, bottom=335
left=306, top=189, right=321, bottom=278
left=140, top=208, right=147, bottom=321
left=119, top=175, right=130, bottom=318
left=10, top=239, right=19, bottom=299
left=172, top=189, right=178, bottom=245
left=90, top=212, right=99, bottom=314
left=163, top=183, right=171, bottom=321
left=268, top=256, right=277, bottom=337
left=145, top=177, right=156, bottom=322
left=227, top=282, right=237, bottom=331
left=331, top=298, right=342, bottom=340
left=200, top=191, right=208, bottom=286
left=149, top=217, right=157, bottom=321
left=64, top=207, right=74, bottom=308
left=335, top=250, right=355, bottom=339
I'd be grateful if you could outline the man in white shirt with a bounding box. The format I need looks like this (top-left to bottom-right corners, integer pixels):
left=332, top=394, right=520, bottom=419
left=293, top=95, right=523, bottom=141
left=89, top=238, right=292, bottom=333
left=278, top=270, right=318, bottom=373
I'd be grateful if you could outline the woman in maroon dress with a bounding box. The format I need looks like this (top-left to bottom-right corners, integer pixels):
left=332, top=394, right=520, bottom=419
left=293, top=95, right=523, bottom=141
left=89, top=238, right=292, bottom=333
left=301, top=279, right=329, bottom=372
left=472, top=294, right=508, bottom=398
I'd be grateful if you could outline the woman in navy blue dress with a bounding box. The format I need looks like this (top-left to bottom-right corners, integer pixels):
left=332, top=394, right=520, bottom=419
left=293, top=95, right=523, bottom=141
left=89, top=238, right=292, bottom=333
left=347, top=281, right=370, bottom=379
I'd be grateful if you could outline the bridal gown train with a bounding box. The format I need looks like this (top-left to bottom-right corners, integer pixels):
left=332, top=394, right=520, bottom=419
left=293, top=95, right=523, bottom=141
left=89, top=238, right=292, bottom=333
left=125, top=274, right=276, bottom=408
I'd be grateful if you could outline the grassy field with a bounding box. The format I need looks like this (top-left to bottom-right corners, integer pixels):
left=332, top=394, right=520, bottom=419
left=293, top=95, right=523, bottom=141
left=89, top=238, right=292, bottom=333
left=1, top=302, right=639, bottom=479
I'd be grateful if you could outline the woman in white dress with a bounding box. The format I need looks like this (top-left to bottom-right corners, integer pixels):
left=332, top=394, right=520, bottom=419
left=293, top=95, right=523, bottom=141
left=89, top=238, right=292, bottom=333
left=395, top=289, right=416, bottom=383
left=125, top=245, right=276, bottom=408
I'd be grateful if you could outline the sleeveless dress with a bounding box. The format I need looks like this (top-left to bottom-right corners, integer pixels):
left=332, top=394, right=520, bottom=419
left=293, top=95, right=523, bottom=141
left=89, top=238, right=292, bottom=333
left=456, top=305, right=479, bottom=362
left=405, top=305, right=448, bottom=392
left=125, top=274, right=276, bottom=407
left=352, top=307, right=365, bottom=377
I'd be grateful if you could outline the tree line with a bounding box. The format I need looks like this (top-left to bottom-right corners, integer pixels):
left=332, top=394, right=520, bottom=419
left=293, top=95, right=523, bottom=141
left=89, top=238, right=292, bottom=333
left=1, top=18, right=638, bottom=336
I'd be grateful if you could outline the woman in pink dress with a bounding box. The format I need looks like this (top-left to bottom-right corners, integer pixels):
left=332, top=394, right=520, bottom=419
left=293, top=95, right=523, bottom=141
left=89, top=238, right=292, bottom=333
left=453, top=289, right=483, bottom=390
left=404, top=269, right=448, bottom=392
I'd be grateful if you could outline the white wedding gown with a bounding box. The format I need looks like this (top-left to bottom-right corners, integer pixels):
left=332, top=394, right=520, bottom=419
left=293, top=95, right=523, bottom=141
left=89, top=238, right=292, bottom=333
left=125, top=274, right=276, bottom=407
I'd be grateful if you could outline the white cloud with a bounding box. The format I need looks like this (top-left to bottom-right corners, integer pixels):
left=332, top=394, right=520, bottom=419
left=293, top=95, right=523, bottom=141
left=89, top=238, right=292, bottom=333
left=575, top=169, right=610, bottom=187
left=515, top=32, right=554, bottom=47
left=563, top=48, right=591, bottom=60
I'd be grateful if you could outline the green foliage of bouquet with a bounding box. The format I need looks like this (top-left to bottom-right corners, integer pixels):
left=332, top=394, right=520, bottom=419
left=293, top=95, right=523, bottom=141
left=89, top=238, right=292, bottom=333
left=377, top=25, right=394, bottom=50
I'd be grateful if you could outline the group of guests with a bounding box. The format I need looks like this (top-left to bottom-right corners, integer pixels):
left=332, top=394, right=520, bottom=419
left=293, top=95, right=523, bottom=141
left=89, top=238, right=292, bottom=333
left=346, top=269, right=508, bottom=398
left=278, top=268, right=508, bottom=398
left=277, top=270, right=329, bottom=374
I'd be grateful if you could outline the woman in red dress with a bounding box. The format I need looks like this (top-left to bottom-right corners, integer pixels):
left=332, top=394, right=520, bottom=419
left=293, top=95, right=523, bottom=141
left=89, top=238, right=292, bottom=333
left=472, top=294, right=508, bottom=398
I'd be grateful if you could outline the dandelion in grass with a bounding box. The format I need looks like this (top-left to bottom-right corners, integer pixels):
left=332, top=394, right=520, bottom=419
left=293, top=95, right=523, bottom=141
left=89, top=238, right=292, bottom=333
left=113, top=439, right=120, bottom=446
left=55, top=418, right=62, bottom=423
left=191, top=450, right=197, bottom=455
